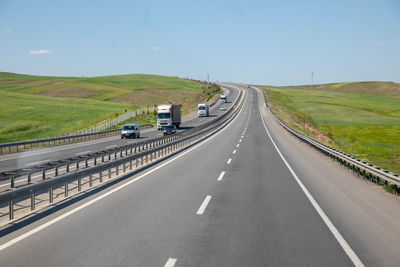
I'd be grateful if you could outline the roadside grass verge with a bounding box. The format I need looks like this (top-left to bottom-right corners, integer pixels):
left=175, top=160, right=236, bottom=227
left=261, top=82, right=400, bottom=174
left=0, top=91, right=133, bottom=143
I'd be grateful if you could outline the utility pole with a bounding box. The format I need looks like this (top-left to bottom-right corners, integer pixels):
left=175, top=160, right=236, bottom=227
left=311, top=72, right=314, bottom=90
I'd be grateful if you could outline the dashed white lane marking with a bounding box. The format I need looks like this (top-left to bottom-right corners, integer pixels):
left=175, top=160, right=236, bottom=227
left=236, top=144, right=240, bottom=148
left=164, top=258, right=177, bottom=267
left=217, top=171, right=226, bottom=181
left=197, top=195, right=212, bottom=215
left=239, top=139, right=242, bottom=143
left=258, top=93, right=364, bottom=267
left=26, top=159, right=50, bottom=166
left=233, top=149, right=237, bottom=154
left=227, top=158, right=232, bottom=164
left=0, top=87, right=247, bottom=252
left=75, top=151, right=91, bottom=155
left=105, top=145, right=117, bottom=149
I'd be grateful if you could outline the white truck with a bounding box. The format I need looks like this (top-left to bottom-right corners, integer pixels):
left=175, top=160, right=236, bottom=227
left=197, top=103, right=209, bottom=117
left=157, top=104, right=181, bottom=130
left=220, top=94, right=227, bottom=103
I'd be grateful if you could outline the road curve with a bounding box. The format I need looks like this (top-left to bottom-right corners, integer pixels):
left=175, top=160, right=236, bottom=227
left=0, top=85, right=399, bottom=266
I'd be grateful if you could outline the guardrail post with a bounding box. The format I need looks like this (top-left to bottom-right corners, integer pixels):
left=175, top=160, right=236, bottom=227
left=108, top=168, right=111, bottom=179
left=85, top=159, right=88, bottom=168
left=55, top=166, right=58, bottom=176
left=9, top=200, right=14, bottom=220
left=78, top=178, right=82, bottom=191
left=66, top=163, right=70, bottom=173
left=108, top=153, right=111, bottom=161
left=65, top=182, right=68, bottom=197
left=76, top=161, right=80, bottom=170
left=94, top=157, right=97, bottom=165
left=10, top=175, right=15, bottom=188
left=49, top=186, right=53, bottom=203
left=28, top=172, right=32, bottom=184
left=102, top=155, right=105, bottom=163
left=116, top=165, right=119, bottom=176
left=120, top=150, right=123, bottom=157
left=31, top=193, right=35, bottom=210
left=42, top=169, right=46, bottom=180
left=99, top=171, right=103, bottom=183
left=89, top=174, right=93, bottom=187
left=130, top=160, right=132, bottom=170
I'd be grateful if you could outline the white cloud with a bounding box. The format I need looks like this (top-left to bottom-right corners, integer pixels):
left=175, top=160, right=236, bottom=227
left=4, top=29, right=11, bottom=33
left=152, top=46, right=159, bottom=51
left=29, top=49, right=51, bottom=55
left=377, top=42, right=384, bottom=47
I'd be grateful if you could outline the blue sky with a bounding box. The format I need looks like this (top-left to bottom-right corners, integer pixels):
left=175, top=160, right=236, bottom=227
left=0, top=0, right=399, bottom=85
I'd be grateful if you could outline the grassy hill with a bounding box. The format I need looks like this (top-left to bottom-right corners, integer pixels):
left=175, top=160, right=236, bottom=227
left=0, top=72, right=221, bottom=143
left=261, top=81, right=400, bottom=175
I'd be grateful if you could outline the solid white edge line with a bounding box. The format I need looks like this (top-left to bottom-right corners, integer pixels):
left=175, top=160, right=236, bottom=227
left=227, top=158, right=232, bottom=164
left=75, top=151, right=91, bottom=155
left=257, top=91, right=364, bottom=267
left=164, top=258, right=177, bottom=267
left=196, top=195, right=212, bottom=215
left=105, top=145, right=117, bottom=149
left=0, top=88, right=247, bottom=252
left=26, top=159, right=50, bottom=166
left=217, top=171, right=226, bottom=181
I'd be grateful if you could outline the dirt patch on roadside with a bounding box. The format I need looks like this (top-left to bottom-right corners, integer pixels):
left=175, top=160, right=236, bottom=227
left=395, top=156, right=400, bottom=165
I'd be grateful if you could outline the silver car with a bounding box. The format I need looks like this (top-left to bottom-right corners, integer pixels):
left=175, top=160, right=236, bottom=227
left=121, top=124, right=140, bottom=139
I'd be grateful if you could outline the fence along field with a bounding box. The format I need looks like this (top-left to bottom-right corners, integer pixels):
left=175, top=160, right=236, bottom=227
left=0, top=72, right=221, bottom=143
left=262, top=81, right=400, bottom=175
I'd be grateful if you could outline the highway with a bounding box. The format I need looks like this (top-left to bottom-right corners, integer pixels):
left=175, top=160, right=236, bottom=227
left=0, top=86, right=238, bottom=173
left=0, top=84, right=400, bottom=266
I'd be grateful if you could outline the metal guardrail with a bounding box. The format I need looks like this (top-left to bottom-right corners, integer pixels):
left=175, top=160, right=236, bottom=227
left=0, top=124, right=153, bottom=155
left=0, top=88, right=245, bottom=220
left=257, top=86, right=400, bottom=194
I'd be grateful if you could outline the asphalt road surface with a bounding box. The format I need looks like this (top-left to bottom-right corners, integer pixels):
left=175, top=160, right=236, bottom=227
left=0, top=85, right=399, bottom=266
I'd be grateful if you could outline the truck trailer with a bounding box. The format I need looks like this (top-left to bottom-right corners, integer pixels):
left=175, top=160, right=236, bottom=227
left=157, top=104, right=181, bottom=130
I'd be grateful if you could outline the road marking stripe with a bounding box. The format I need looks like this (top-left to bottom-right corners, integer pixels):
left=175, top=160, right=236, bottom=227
left=105, top=145, right=117, bottom=149
left=164, top=258, right=177, bottom=267
left=75, top=151, right=91, bottom=155
left=227, top=158, right=232, bottom=164
left=239, top=139, right=242, bottom=143
left=0, top=87, right=247, bottom=252
left=258, top=96, right=364, bottom=267
left=217, top=171, right=226, bottom=181
left=26, top=159, right=50, bottom=166
left=197, top=195, right=212, bottom=215
left=236, top=144, right=239, bottom=147
left=233, top=149, right=236, bottom=154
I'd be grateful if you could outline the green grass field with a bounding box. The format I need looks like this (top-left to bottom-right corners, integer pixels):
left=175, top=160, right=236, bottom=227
left=261, top=82, right=400, bottom=174
left=0, top=72, right=221, bottom=143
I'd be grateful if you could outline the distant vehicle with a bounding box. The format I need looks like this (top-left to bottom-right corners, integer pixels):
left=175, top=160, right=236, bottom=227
left=220, top=94, right=227, bottom=103
left=163, top=125, right=177, bottom=136
left=121, top=124, right=140, bottom=139
left=220, top=106, right=227, bottom=111
left=197, top=103, right=209, bottom=117
left=157, top=104, right=181, bottom=130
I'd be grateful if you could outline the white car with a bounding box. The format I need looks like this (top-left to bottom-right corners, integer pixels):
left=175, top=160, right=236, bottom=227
left=220, top=106, right=227, bottom=111
left=121, top=124, right=140, bottom=139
